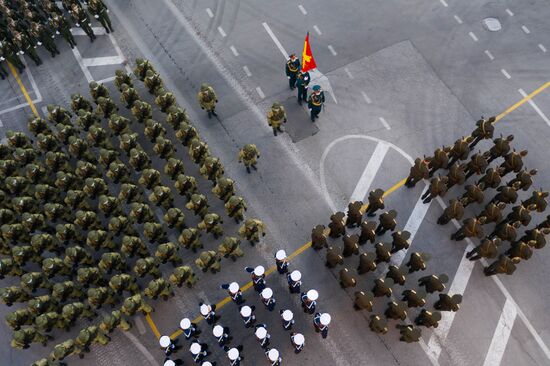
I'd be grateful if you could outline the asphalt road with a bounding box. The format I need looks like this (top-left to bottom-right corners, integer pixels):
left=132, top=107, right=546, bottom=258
left=1, top=0, right=550, bottom=365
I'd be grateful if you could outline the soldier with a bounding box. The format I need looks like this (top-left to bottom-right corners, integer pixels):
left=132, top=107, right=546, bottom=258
left=374, top=242, right=392, bottom=264
left=186, top=193, right=209, bottom=218
left=465, top=152, right=489, bottom=179
left=470, top=116, right=496, bottom=148
left=448, top=136, right=473, bottom=166
left=200, top=156, right=224, bottom=183
left=280, top=309, right=295, bottom=330
left=405, top=157, right=430, bottom=188
left=467, top=237, right=501, bottom=261
left=50, top=339, right=77, bottom=361
left=174, top=174, right=198, bottom=199
left=34, top=312, right=65, bottom=333
left=245, top=265, right=266, bottom=292
left=491, top=182, right=521, bottom=205
left=198, top=302, right=218, bottom=325
left=166, top=106, right=189, bottom=129
left=461, top=183, right=485, bottom=207
left=308, top=85, right=325, bottom=122
left=133, top=257, right=162, bottom=279
left=212, top=177, right=235, bottom=202
left=386, top=265, right=407, bottom=286
left=478, top=202, right=506, bottom=225
left=311, top=224, right=328, bottom=249
left=421, top=175, right=449, bottom=203
left=328, top=211, right=346, bottom=238
left=287, top=270, right=302, bottom=293
left=221, top=282, right=244, bottom=304
left=225, top=195, right=247, bottom=223
left=1, top=257, right=24, bottom=279
left=365, top=189, right=385, bottom=217
left=401, top=288, right=427, bottom=308
left=397, top=324, right=422, bottom=343
left=339, top=268, right=357, bottom=288
left=357, top=252, right=377, bottom=274
left=195, top=250, right=221, bottom=273
left=114, top=70, right=133, bottom=90
left=346, top=201, right=363, bottom=227
left=175, top=122, right=199, bottom=146
left=238, top=218, right=266, bottom=244
left=109, top=272, right=140, bottom=295
left=353, top=290, right=374, bottom=311
left=21, top=272, right=52, bottom=293
left=313, top=312, right=331, bottom=338
left=434, top=294, right=463, bottom=312
left=369, top=315, right=388, bottom=334
left=163, top=208, right=186, bottom=231
left=343, top=234, right=360, bottom=257
left=415, top=309, right=442, bottom=328
left=0, top=49, right=10, bottom=78
left=428, top=146, right=450, bottom=176
left=155, top=89, right=176, bottom=112
left=1, top=42, right=24, bottom=73
left=144, top=278, right=174, bottom=301
left=503, top=205, right=532, bottom=227
left=164, top=158, right=185, bottom=181
left=375, top=210, right=397, bottom=235
left=521, top=228, right=550, bottom=249
left=285, top=53, right=300, bottom=89
left=487, top=134, right=514, bottom=163
left=144, top=71, right=164, bottom=95
left=149, top=185, right=174, bottom=210
left=155, top=242, right=182, bottom=266
left=130, top=101, right=153, bottom=125
left=28, top=295, right=58, bottom=317
left=75, top=325, right=111, bottom=357
left=418, top=274, right=448, bottom=293
left=179, top=317, right=199, bottom=340
left=522, top=189, right=549, bottom=213
left=61, top=302, right=96, bottom=325
left=153, top=136, right=177, bottom=159
left=11, top=327, right=50, bottom=349
left=110, top=216, right=137, bottom=237
left=178, top=228, right=202, bottom=252
left=451, top=216, right=486, bottom=241
left=505, top=169, right=536, bottom=193
left=326, top=246, right=344, bottom=268
left=274, top=249, right=289, bottom=273
left=301, top=289, right=318, bottom=314
left=0, top=286, right=31, bottom=306
left=87, top=286, right=117, bottom=309
left=133, top=59, right=155, bottom=80
left=76, top=267, right=104, bottom=288
left=372, top=278, right=394, bottom=298
left=267, top=102, right=287, bottom=136
left=128, top=203, right=154, bottom=224
left=385, top=301, right=408, bottom=321
left=188, top=138, right=210, bottom=165
left=406, top=252, right=431, bottom=273
left=169, top=266, right=197, bottom=288
left=505, top=241, right=533, bottom=260
left=296, top=69, right=311, bottom=104
left=357, top=221, right=376, bottom=246
left=5, top=308, right=33, bottom=331
left=238, top=144, right=260, bottom=173
left=70, top=3, right=95, bottom=41
left=218, top=237, right=244, bottom=261
left=390, top=230, right=411, bottom=254
left=100, top=310, right=132, bottom=333
left=445, top=163, right=466, bottom=190
left=237, top=305, right=256, bottom=328
left=122, top=294, right=154, bottom=316
left=490, top=221, right=520, bottom=243
left=88, top=0, right=113, bottom=32
left=260, top=287, right=276, bottom=311
left=197, top=84, right=218, bottom=118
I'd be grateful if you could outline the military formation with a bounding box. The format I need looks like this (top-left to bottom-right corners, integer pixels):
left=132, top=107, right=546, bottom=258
left=0, top=59, right=268, bottom=365
left=405, top=116, right=548, bottom=276
left=0, top=0, right=113, bottom=79
left=161, top=251, right=329, bottom=366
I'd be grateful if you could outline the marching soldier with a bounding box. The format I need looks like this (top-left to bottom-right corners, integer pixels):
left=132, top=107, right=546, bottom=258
left=503, top=205, right=532, bottom=227
left=169, top=266, right=197, bottom=288
left=372, top=277, right=394, bottom=298
left=281, top=309, right=295, bottom=330
left=343, top=234, right=360, bottom=257
left=485, top=254, right=521, bottom=276
left=385, top=301, right=408, bottom=321
left=339, top=268, right=357, bottom=288
left=121, top=294, right=154, bottom=316
left=490, top=221, right=520, bottom=243
left=155, top=89, right=176, bottom=113
left=401, top=288, right=427, bottom=308
left=359, top=220, right=377, bottom=245
left=308, top=85, right=325, bottom=122
left=109, top=274, right=139, bottom=295
left=406, top=252, right=431, bottom=273
left=166, top=106, right=189, bottom=129
left=212, top=177, right=235, bottom=201
left=76, top=267, right=104, bottom=288
left=521, top=228, right=550, bottom=249
left=470, top=116, right=496, bottom=148
left=275, top=249, right=289, bottom=273
left=418, top=274, right=448, bottom=293
left=421, top=175, right=448, bottom=203
left=267, top=103, right=287, bottom=136
left=522, top=189, right=548, bottom=212
left=175, top=122, right=199, bottom=146
left=0, top=286, right=31, bottom=306
left=195, top=250, right=221, bottom=273
left=405, top=157, right=430, bottom=188
left=197, top=84, right=218, bottom=118
left=375, top=210, right=397, bottom=235
left=175, top=174, right=198, bottom=199
left=301, top=289, right=318, bottom=314
left=416, top=309, right=442, bottom=328
left=365, top=189, right=385, bottom=217
left=451, top=216, right=486, bottom=241
left=87, top=286, right=117, bottom=309
left=386, top=265, right=407, bottom=286
left=178, top=228, right=202, bottom=252
left=115, top=70, right=134, bottom=90
left=70, top=3, right=96, bottom=42
left=198, top=213, right=224, bottom=238
left=287, top=270, right=302, bottom=293
left=163, top=208, right=186, bottom=231
left=131, top=100, right=153, bottom=123
left=239, top=305, right=256, bottom=328
left=467, top=237, right=501, bottom=261
left=434, top=293, right=463, bottom=312
left=354, top=290, right=374, bottom=311
left=5, top=308, right=32, bottom=331
left=428, top=146, right=450, bottom=176
left=346, top=200, right=363, bottom=227
left=238, top=218, right=266, bottom=244
left=61, top=302, right=96, bottom=325
left=329, top=211, right=346, bottom=238
left=200, top=156, right=224, bottom=183
left=260, top=287, right=276, bottom=311
left=133, top=257, right=162, bottom=279
left=492, top=182, right=521, bottom=205
left=188, top=138, right=210, bottom=165
left=149, top=185, right=174, bottom=210
left=374, top=242, right=392, bottom=264
left=225, top=195, right=247, bottom=223
left=34, top=312, right=65, bottom=333
left=500, top=150, right=528, bottom=176
left=164, top=158, right=185, bottom=181
left=133, top=59, right=156, bottom=80
left=369, top=314, right=388, bottom=334
left=285, top=53, right=300, bottom=89
left=50, top=339, right=77, bottom=361
left=357, top=252, right=377, bottom=274
left=100, top=310, right=132, bottom=333
left=326, top=246, right=344, bottom=268
left=446, top=163, right=466, bottom=189
left=478, top=202, right=506, bottom=225
left=505, top=241, right=533, bottom=260
left=313, top=312, right=331, bottom=338
left=221, top=282, right=244, bottom=304
left=238, top=144, right=260, bottom=173
left=88, top=0, right=113, bottom=33
left=186, top=193, right=209, bottom=218
left=153, top=136, right=177, bottom=159
left=487, top=134, right=514, bottom=163
left=50, top=13, right=76, bottom=48
left=448, top=136, right=473, bottom=166
left=144, top=278, right=174, bottom=301
left=508, top=169, right=537, bottom=191
left=245, top=265, right=266, bottom=292
left=155, top=242, right=182, bottom=266
left=290, top=332, right=305, bottom=353
left=119, top=84, right=140, bottom=109
left=465, top=152, right=489, bottom=179
left=296, top=69, right=310, bottom=105
left=311, top=225, right=328, bottom=249
left=11, top=327, right=50, bottom=349
left=391, top=230, right=411, bottom=253
left=74, top=325, right=111, bottom=357
left=397, top=324, right=422, bottom=343
left=461, top=183, right=484, bottom=207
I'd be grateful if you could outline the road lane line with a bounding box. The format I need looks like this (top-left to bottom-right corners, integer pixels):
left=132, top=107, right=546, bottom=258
left=23, top=58, right=43, bottom=102
left=298, top=4, right=307, bottom=15
left=71, top=27, right=106, bottom=36
left=206, top=8, right=214, bottom=18
left=145, top=314, right=161, bottom=338
left=120, top=330, right=161, bottom=366
left=439, top=0, right=448, bottom=7
left=501, top=69, right=511, bottom=79
left=82, top=55, right=125, bottom=67
left=518, top=88, right=550, bottom=127
left=349, top=142, right=390, bottom=202
left=7, top=63, right=39, bottom=117
left=469, top=32, right=479, bottom=42
left=521, top=25, right=530, bottom=34
left=262, top=22, right=289, bottom=57
left=328, top=45, right=337, bottom=56
left=217, top=26, right=226, bottom=37
left=454, top=15, right=463, bottom=24
left=135, top=317, right=147, bottom=335
left=106, top=32, right=133, bottom=74
left=539, top=44, right=547, bottom=53
left=344, top=67, right=354, bottom=79
left=484, top=50, right=495, bottom=60
left=230, top=45, right=239, bottom=56
left=482, top=299, right=517, bottom=366
left=378, top=117, right=391, bottom=130
left=0, top=116, right=3, bottom=127
left=497, top=82, right=550, bottom=121
left=506, top=8, right=514, bottom=16
left=255, top=86, right=265, bottom=99
left=360, top=91, right=372, bottom=104
left=71, top=47, right=94, bottom=82
left=313, top=25, right=322, bottom=35
left=242, top=65, right=252, bottom=77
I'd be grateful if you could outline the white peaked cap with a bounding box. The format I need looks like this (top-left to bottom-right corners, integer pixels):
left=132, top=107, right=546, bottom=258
left=190, top=342, right=201, bottom=354
left=268, top=349, right=280, bottom=361
left=261, top=287, right=273, bottom=299
left=293, top=333, right=305, bottom=345
left=282, top=309, right=293, bottom=321
left=228, top=348, right=239, bottom=360
left=275, top=250, right=286, bottom=260
left=320, top=313, right=331, bottom=325
left=307, top=289, right=319, bottom=301
left=290, top=270, right=301, bottom=281
left=255, top=326, right=267, bottom=339
left=164, top=360, right=175, bottom=366
left=202, top=363, right=213, bottom=366
left=228, top=282, right=239, bottom=293
left=240, top=306, right=252, bottom=317
left=213, top=325, right=224, bottom=337
left=254, top=265, right=265, bottom=276
left=180, top=317, right=191, bottom=330
left=159, top=335, right=171, bottom=347
left=200, top=304, right=211, bottom=315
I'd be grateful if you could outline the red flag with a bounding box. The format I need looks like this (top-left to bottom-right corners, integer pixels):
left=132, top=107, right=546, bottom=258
left=301, top=32, right=317, bottom=72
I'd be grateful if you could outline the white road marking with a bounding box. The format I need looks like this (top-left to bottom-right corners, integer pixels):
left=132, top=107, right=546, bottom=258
left=206, top=8, right=214, bottom=18
left=70, top=27, right=106, bottom=36
left=313, top=25, right=323, bottom=36
left=521, top=25, right=530, bottom=34
left=344, top=67, right=354, bottom=79
left=484, top=50, right=495, bottom=60
left=378, top=117, right=391, bottom=130
left=230, top=45, right=239, bottom=56
left=256, top=86, right=265, bottom=99
left=217, top=26, right=227, bottom=37
left=328, top=45, right=338, bottom=56
left=298, top=4, right=307, bottom=15
left=243, top=65, right=252, bottom=77
left=506, top=8, right=514, bottom=16
left=82, top=55, right=125, bottom=67
left=262, top=22, right=289, bottom=57
left=469, top=31, right=479, bottom=42
left=105, top=32, right=133, bottom=74
left=0, top=116, right=3, bottom=127
left=482, top=299, right=517, bottom=366
left=23, top=58, right=43, bottom=103
left=120, top=329, right=160, bottom=366
left=360, top=91, right=372, bottom=104
left=439, top=0, right=448, bottom=7
left=454, top=15, right=463, bottom=24
left=519, top=88, right=550, bottom=127
left=71, top=46, right=94, bottom=82
left=538, top=44, right=547, bottom=53
left=501, top=69, right=511, bottom=79
left=134, top=317, right=147, bottom=335
left=96, top=76, right=116, bottom=84
left=349, top=142, right=390, bottom=202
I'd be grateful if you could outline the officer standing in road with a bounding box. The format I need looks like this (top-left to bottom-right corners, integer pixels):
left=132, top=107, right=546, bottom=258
left=296, top=69, right=311, bottom=105
left=308, top=85, right=325, bottom=122
left=197, top=84, right=218, bottom=118
left=285, top=54, right=300, bottom=89
left=267, top=103, right=287, bottom=136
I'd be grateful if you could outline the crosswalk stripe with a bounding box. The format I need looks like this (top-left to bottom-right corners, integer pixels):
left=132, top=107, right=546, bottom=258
left=82, top=55, right=125, bottom=67
left=349, top=142, right=389, bottom=202
left=483, top=299, right=517, bottom=366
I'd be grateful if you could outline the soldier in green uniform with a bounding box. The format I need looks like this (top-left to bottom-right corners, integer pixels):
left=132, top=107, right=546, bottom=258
left=88, top=0, right=113, bottom=33
left=144, top=222, right=168, bottom=244
left=354, top=290, right=374, bottom=311
left=165, top=106, right=189, bottom=129
left=218, top=237, right=245, bottom=261
left=11, top=327, right=50, bottom=349
left=129, top=203, right=154, bottom=223
left=153, top=136, right=177, bottom=159
left=213, top=177, right=235, bottom=201
left=478, top=202, right=505, bottom=226
left=133, top=257, right=162, bottom=279
left=155, top=242, right=182, bottom=266
left=131, top=100, right=153, bottom=123
left=1, top=257, right=24, bottom=279
left=285, top=54, right=300, bottom=89
left=149, top=185, right=174, bottom=209
left=197, top=84, right=218, bottom=118
left=369, top=315, right=388, bottom=334
left=385, top=301, right=408, bottom=321
left=98, top=195, right=123, bottom=217
left=75, top=325, right=111, bottom=357
left=109, top=274, right=139, bottom=295
left=144, top=278, right=174, bottom=301
left=61, top=302, right=96, bottom=325
left=110, top=216, right=138, bottom=236
left=100, top=310, right=132, bottom=333
left=466, top=237, right=501, bottom=261
left=115, top=70, right=134, bottom=90
left=175, top=174, right=198, bottom=199
left=401, top=288, right=427, bottom=308
left=428, top=146, right=450, bottom=176
left=169, top=266, right=197, bottom=288
left=339, top=268, right=357, bottom=288
left=267, top=103, right=287, bottom=136
left=34, top=312, right=65, bottom=333
left=0, top=286, right=31, bottom=306
left=70, top=3, right=96, bottom=41
left=52, top=281, right=84, bottom=303
left=198, top=213, right=224, bottom=238
left=225, top=195, right=247, bottom=223
left=308, top=85, right=325, bottom=122
left=164, top=158, right=185, bottom=180
left=405, top=157, right=430, bottom=188
left=490, top=221, right=520, bottom=243
left=5, top=308, right=32, bottom=330
left=238, top=218, right=266, bottom=244
left=120, top=235, right=149, bottom=258
left=238, top=144, right=260, bottom=173
left=119, top=84, right=140, bottom=109
left=186, top=193, right=209, bottom=218
left=139, top=168, right=161, bottom=189
left=76, top=267, right=104, bottom=288
left=451, top=216, right=486, bottom=241
left=200, top=156, right=224, bottom=183
left=21, top=272, right=52, bottom=293
left=144, top=70, right=164, bottom=95
left=164, top=208, right=186, bottom=230
left=434, top=294, right=463, bottom=312
left=108, top=114, right=130, bottom=136
left=175, top=122, right=199, bottom=146
left=188, top=138, right=210, bottom=165
left=98, top=252, right=127, bottom=274
left=50, top=339, right=77, bottom=361
left=28, top=295, right=58, bottom=316
left=155, top=89, right=176, bottom=112
left=122, top=294, right=154, bottom=316
left=406, top=252, right=431, bottom=273
left=396, top=324, right=422, bottom=343
left=87, top=287, right=117, bottom=309
left=296, top=69, right=311, bottom=104
left=418, top=274, right=448, bottom=293
left=195, top=250, right=221, bottom=273
left=133, top=59, right=156, bottom=80
left=178, top=228, right=202, bottom=252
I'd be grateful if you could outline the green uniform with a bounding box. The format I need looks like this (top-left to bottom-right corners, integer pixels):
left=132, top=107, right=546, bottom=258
left=87, top=287, right=117, bottom=309
left=133, top=257, right=161, bottom=279
left=75, top=325, right=111, bottom=356
left=175, top=122, right=199, bottom=146
left=115, top=70, right=134, bottom=91
left=129, top=203, right=154, bottom=223
left=155, top=242, right=182, bottom=266
left=109, top=216, right=138, bottom=236
left=155, top=89, right=176, bottom=112
left=169, top=266, right=197, bottom=288
left=11, top=327, right=49, bottom=349
left=144, top=278, right=174, bottom=300
left=144, top=71, right=164, bottom=95
left=164, top=158, right=185, bottom=180
left=186, top=194, right=209, bottom=218
left=212, top=177, right=235, bottom=201
left=149, top=185, right=174, bottom=209
left=119, top=184, right=144, bottom=204
left=175, top=174, right=198, bottom=198
left=267, top=103, right=287, bottom=135
left=108, top=114, right=130, bottom=136
left=153, top=136, right=176, bottom=159
left=50, top=339, right=77, bottom=361
left=195, top=250, right=221, bottom=273
left=61, top=302, right=96, bottom=324
left=325, top=246, right=344, bottom=268
left=120, top=84, right=140, bottom=108
left=225, top=195, right=247, bottom=223
left=133, top=59, right=155, bottom=81
left=98, top=252, right=126, bottom=274
left=238, top=144, right=260, bottom=172
left=122, top=294, right=154, bottom=316
left=21, top=272, right=51, bottom=293
left=198, top=213, right=224, bottom=238
left=98, top=195, right=123, bottom=216
left=164, top=208, right=186, bottom=230
left=100, top=310, right=132, bottom=333
left=88, top=0, right=113, bottom=32
left=76, top=267, right=103, bottom=288
left=131, top=100, right=153, bottom=123
left=144, top=222, right=167, bottom=244
left=218, top=237, right=244, bottom=260
left=109, top=274, right=139, bottom=295
left=178, top=228, right=202, bottom=252
left=188, top=139, right=210, bottom=165
left=238, top=218, right=266, bottom=244
left=200, top=156, right=224, bottom=182
left=5, top=308, right=32, bottom=330
left=52, top=281, right=83, bottom=303
left=121, top=235, right=149, bottom=258
left=118, top=133, right=139, bottom=156
left=197, top=84, right=218, bottom=116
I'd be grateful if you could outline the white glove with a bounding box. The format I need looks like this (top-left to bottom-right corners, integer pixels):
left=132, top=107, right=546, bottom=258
left=37, top=42, right=42, bottom=46
left=19, top=51, right=25, bottom=55
left=0, top=57, right=5, bottom=61
left=94, top=14, right=99, bottom=19
left=287, top=76, right=290, bottom=79
left=304, top=86, right=308, bottom=89
left=51, top=35, right=55, bottom=38
left=76, top=23, right=80, bottom=27
left=56, top=31, right=60, bottom=35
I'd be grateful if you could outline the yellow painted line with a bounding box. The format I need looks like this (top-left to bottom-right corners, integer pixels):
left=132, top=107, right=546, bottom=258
left=150, top=80, right=550, bottom=342
left=7, top=63, right=39, bottom=117
left=145, top=314, right=161, bottom=339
